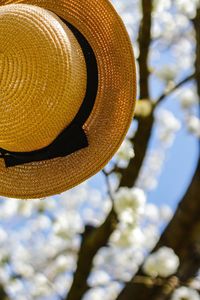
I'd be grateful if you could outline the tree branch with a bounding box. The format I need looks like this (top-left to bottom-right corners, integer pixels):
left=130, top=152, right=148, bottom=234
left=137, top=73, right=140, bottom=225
left=120, top=0, right=153, bottom=187
left=0, top=285, right=9, bottom=300
left=156, top=74, right=195, bottom=104
left=138, top=0, right=152, bottom=99
left=65, top=208, right=117, bottom=300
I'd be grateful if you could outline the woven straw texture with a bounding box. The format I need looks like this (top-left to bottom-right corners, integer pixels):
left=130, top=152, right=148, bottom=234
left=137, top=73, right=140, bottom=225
left=0, top=0, right=136, bottom=199
left=0, top=4, right=87, bottom=152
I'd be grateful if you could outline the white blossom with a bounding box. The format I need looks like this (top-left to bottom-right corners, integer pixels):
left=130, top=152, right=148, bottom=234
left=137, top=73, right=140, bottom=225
left=17, top=201, right=35, bottom=217
left=159, top=205, right=173, bottom=222
left=190, top=277, right=200, bottom=290
left=31, top=273, right=50, bottom=297
left=117, top=209, right=138, bottom=226
left=179, top=89, right=199, bottom=109
left=156, top=109, right=181, bottom=132
left=110, top=225, right=144, bottom=248
left=54, top=255, right=75, bottom=273
left=93, top=247, right=143, bottom=283
left=139, top=176, right=158, bottom=191
left=0, top=199, right=18, bottom=218
left=153, top=0, right=171, bottom=13
left=176, top=0, right=200, bottom=18
left=89, top=270, right=110, bottom=286
left=152, top=11, right=187, bottom=41
left=53, top=211, right=84, bottom=238
left=0, top=268, right=10, bottom=284
left=114, top=187, right=146, bottom=217
left=104, top=282, right=122, bottom=300
left=0, top=227, right=7, bottom=243
left=12, top=261, right=34, bottom=278
left=171, top=286, right=200, bottom=300
left=84, top=288, right=105, bottom=300
left=7, top=279, right=25, bottom=298
left=155, top=109, right=181, bottom=147
left=144, top=204, right=160, bottom=223
left=33, top=273, right=48, bottom=286
left=155, top=65, right=177, bottom=82
left=54, top=273, right=72, bottom=295
left=143, top=225, right=160, bottom=250
left=30, top=215, right=52, bottom=231
left=143, top=247, right=180, bottom=278
left=186, top=115, right=200, bottom=137
left=137, top=150, right=165, bottom=191
left=115, top=139, right=135, bottom=163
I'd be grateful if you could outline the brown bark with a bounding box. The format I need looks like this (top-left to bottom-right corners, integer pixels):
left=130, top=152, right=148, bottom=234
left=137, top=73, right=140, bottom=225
left=120, top=0, right=153, bottom=187
left=138, top=0, right=152, bottom=99
left=66, top=209, right=117, bottom=300
left=0, top=286, right=9, bottom=300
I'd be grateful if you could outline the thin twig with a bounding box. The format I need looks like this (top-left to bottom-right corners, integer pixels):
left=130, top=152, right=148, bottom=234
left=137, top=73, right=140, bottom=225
left=102, top=169, right=115, bottom=201
left=156, top=74, right=195, bottom=104
left=103, top=165, right=124, bottom=176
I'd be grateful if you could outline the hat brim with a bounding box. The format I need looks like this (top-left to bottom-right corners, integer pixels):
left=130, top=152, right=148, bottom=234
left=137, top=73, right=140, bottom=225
left=0, top=0, right=136, bottom=199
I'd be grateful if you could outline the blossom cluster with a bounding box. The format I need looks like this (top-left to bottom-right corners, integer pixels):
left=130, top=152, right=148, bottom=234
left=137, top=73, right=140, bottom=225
left=143, top=247, right=180, bottom=278
left=172, top=286, right=200, bottom=300
left=155, top=109, right=181, bottom=147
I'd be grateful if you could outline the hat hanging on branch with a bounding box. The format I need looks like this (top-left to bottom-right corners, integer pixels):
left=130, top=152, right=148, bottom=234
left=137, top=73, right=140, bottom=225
left=0, top=0, right=136, bottom=199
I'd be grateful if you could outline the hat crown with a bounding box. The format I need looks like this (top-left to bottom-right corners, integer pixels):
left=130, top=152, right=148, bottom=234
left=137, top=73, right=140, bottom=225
left=0, top=4, right=87, bottom=152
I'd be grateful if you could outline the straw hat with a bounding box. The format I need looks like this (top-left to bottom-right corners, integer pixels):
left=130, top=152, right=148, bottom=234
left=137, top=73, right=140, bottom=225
left=0, top=0, right=136, bottom=199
